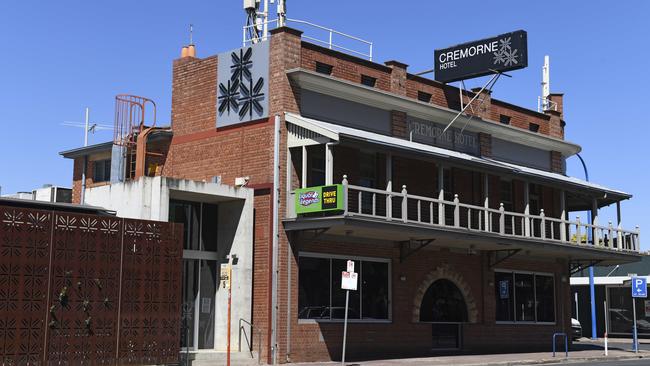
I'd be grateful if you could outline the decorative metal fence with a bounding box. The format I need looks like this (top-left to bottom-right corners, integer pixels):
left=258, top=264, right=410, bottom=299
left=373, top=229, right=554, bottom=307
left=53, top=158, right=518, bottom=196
left=0, top=204, right=183, bottom=365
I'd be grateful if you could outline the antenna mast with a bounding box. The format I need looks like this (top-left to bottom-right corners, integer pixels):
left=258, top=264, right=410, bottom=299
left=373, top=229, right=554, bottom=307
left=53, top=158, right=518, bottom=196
left=541, top=55, right=550, bottom=111
left=243, top=0, right=286, bottom=44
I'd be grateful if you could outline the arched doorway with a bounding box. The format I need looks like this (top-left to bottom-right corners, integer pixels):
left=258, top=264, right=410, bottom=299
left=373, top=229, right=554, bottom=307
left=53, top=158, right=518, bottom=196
left=419, top=279, right=468, bottom=349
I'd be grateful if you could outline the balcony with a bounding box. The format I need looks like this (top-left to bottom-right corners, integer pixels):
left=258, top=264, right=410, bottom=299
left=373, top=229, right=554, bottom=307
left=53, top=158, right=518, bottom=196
left=287, top=177, right=641, bottom=256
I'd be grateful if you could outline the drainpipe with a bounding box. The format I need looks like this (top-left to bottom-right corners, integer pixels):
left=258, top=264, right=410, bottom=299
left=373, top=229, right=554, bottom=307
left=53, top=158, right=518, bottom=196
left=270, top=115, right=281, bottom=364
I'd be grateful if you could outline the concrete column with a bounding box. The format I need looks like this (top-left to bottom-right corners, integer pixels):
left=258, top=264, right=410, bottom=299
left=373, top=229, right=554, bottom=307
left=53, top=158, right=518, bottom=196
left=523, top=181, right=530, bottom=236
left=301, top=145, right=307, bottom=188
left=325, top=143, right=334, bottom=185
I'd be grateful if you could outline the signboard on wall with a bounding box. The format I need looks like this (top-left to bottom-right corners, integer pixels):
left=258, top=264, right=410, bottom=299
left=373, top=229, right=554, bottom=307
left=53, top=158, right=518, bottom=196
left=341, top=271, right=358, bottom=291
left=216, top=41, right=269, bottom=127
left=434, top=30, right=528, bottom=83
left=408, top=117, right=479, bottom=155
left=295, top=184, right=344, bottom=214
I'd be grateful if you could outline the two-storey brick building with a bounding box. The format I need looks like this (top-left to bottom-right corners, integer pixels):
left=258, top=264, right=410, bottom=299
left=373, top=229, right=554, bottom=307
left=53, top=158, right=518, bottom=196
left=61, top=26, right=642, bottom=364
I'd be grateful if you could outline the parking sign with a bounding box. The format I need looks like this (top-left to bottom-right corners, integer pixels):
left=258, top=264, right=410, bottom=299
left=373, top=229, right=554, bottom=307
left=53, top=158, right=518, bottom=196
left=632, top=277, right=647, bottom=298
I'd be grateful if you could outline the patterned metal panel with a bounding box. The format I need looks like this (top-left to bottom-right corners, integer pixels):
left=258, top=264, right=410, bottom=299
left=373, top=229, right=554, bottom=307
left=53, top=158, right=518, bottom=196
left=0, top=206, right=51, bottom=365
left=118, top=219, right=182, bottom=365
left=46, top=212, right=122, bottom=365
left=0, top=204, right=183, bottom=365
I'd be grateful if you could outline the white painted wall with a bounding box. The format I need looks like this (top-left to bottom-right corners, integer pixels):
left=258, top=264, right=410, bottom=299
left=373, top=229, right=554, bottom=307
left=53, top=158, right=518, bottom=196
left=85, top=176, right=254, bottom=352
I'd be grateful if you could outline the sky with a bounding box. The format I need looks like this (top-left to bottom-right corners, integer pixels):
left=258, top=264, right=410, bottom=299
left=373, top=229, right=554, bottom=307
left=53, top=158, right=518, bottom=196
left=0, top=1, right=648, bottom=247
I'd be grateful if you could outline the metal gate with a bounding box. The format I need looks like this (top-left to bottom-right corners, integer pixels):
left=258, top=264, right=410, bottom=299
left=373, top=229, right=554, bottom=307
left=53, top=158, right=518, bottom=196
left=0, top=204, right=183, bottom=365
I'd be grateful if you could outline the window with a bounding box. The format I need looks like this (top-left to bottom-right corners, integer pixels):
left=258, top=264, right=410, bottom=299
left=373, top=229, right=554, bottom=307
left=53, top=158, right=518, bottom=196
left=298, top=253, right=390, bottom=321
left=529, top=123, right=540, bottom=133
left=315, top=61, right=333, bottom=75
left=169, top=200, right=218, bottom=251
left=418, top=91, right=432, bottom=103
left=361, top=74, right=377, bottom=87
left=499, top=180, right=513, bottom=212
left=494, top=270, right=555, bottom=323
left=500, top=114, right=511, bottom=125
left=92, top=159, right=111, bottom=182
left=359, top=152, right=376, bottom=214
left=529, top=183, right=541, bottom=215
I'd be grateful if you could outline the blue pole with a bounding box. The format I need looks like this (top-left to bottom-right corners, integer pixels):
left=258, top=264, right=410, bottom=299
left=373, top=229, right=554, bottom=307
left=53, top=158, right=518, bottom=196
left=576, top=153, right=597, bottom=340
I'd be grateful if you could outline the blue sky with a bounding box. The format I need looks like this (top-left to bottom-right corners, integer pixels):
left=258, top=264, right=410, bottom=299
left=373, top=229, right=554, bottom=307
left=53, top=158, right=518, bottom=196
left=0, top=1, right=647, bottom=247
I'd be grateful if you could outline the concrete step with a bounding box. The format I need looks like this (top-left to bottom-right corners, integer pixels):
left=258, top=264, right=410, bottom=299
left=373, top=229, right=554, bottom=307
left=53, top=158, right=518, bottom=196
left=179, top=351, right=262, bottom=366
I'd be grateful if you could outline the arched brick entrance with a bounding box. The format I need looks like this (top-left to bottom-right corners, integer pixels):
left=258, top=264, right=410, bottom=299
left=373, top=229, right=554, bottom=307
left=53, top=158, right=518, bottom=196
left=412, top=264, right=478, bottom=323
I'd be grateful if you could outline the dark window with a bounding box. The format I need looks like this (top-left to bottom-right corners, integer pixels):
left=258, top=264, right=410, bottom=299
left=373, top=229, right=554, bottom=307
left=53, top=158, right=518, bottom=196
left=529, top=123, right=540, bottom=132
left=169, top=200, right=218, bottom=252
left=361, top=75, right=376, bottom=87
left=315, top=61, right=333, bottom=75
left=500, top=114, right=511, bottom=125
left=515, top=273, right=535, bottom=321
left=420, top=279, right=468, bottom=322
left=495, top=271, right=555, bottom=323
left=529, top=183, right=541, bottom=215
left=359, top=152, right=376, bottom=214
left=92, top=159, right=111, bottom=182
left=495, top=272, right=514, bottom=321
left=418, top=91, right=432, bottom=103
left=500, top=180, right=513, bottom=212
left=297, top=257, right=330, bottom=320
left=536, top=275, right=555, bottom=322
left=298, top=254, right=390, bottom=321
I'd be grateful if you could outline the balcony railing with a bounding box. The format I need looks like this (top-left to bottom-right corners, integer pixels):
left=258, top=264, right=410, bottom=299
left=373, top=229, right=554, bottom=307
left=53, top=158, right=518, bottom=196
left=289, top=176, right=641, bottom=253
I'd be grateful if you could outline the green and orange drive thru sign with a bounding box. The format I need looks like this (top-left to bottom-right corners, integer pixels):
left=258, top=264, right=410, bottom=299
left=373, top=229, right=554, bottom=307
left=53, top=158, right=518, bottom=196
left=295, top=184, right=344, bottom=214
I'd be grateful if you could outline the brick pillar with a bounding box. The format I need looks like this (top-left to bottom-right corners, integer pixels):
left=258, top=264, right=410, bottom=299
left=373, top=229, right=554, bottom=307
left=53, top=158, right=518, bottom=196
left=550, top=151, right=564, bottom=174
left=478, top=133, right=492, bottom=158
left=546, top=93, right=565, bottom=139
left=385, top=60, right=408, bottom=96
left=269, top=26, right=303, bottom=365
left=269, top=26, right=303, bottom=115
left=391, top=110, right=408, bottom=138
left=469, top=87, right=492, bottom=120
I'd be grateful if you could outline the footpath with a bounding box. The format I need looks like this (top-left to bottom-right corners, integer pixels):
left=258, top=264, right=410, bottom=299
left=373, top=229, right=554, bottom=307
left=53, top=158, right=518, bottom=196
left=287, top=339, right=650, bottom=366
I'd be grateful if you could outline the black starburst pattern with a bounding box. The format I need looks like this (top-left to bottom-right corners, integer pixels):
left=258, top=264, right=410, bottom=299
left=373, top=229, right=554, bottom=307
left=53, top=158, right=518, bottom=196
left=230, top=47, right=253, bottom=82
left=238, top=77, right=265, bottom=119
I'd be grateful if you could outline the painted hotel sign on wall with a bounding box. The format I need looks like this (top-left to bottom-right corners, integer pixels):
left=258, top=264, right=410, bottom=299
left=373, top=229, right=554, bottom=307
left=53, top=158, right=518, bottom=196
left=408, top=117, right=479, bottom=155
left=216, top=41, right=269, bottom=127
left=434, top=30, right=528, bottom=83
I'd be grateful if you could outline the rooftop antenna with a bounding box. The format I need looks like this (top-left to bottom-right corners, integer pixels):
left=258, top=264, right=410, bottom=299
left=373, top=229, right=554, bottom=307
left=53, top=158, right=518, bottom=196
left=61, top=107, right=112, bottom=147
left=189, top=23, right=193, bottom=45
left=243, top=0, right=286, bottom=45
left=538, top=55, right=556, bottom=112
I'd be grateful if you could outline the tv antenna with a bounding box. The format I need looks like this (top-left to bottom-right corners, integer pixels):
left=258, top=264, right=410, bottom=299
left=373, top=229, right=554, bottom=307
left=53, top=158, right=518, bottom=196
left=61, top=107, right=112, bottom=147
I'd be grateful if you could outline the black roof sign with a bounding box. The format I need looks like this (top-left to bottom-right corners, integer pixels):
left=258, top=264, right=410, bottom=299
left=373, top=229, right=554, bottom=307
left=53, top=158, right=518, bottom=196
left=434, top=30, right=528, bottom=83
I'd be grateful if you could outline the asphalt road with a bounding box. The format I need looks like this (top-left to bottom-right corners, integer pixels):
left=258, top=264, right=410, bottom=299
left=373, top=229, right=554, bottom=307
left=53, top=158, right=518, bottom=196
left=547, top=359, right=650, bottom=365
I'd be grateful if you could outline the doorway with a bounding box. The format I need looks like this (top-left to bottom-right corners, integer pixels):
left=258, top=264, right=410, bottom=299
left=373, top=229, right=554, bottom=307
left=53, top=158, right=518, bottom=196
left=420, top=279, right=468, bottom=350
left=170, top=199, right=219, bottom=350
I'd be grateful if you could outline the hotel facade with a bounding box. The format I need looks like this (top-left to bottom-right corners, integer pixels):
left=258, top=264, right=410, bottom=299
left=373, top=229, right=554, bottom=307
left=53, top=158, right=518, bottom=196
left=61, top=26, right=642, bottom=364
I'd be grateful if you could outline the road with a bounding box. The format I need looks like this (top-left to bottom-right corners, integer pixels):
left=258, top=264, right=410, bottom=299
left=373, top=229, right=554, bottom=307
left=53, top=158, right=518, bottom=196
left=547, top=359, right=649, bottom=365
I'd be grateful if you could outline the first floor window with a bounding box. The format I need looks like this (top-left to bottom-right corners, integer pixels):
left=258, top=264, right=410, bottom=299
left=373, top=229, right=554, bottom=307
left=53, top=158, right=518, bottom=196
left=93, top=159, right=111, bottom=182
left=495, top=270, right=555, bottom=323
left=298, top=253, right=390, bottom=321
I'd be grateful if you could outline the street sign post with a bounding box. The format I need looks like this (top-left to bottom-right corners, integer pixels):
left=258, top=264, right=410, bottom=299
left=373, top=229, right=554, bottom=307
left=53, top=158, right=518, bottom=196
left=341, top=260, right=358, bottom=365
left=631, top=277, right=647, bottom=353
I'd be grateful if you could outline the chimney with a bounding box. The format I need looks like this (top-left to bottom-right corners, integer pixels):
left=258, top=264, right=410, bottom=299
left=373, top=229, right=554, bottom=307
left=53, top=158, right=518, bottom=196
left=181, top=46, right=189, bottom=58
left=548, top=93, right=563, bottom=117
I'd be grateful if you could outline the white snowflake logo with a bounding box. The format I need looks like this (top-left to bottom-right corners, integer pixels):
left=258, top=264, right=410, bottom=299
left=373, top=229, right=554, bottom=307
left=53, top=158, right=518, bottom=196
left=493, top=37, right=518, bottom=67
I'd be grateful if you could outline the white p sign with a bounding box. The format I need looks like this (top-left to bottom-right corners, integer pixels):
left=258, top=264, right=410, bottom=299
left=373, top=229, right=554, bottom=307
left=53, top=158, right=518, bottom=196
left=632, top=277, right=647, bottom=298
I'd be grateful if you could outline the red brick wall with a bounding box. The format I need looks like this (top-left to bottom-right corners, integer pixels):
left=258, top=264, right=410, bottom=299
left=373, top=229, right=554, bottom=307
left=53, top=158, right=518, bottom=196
left=287, top=237, right=571, bottom=362
left=391, top=110, right=407, bottom=139
left=551, top=151, right=564, bottom=174
left=301, top=43, right=391, bottom=92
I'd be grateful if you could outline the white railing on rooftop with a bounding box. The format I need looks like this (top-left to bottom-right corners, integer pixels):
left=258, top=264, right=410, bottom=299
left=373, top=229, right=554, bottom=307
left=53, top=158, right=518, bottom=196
left=289, top=176, right=641, bottom=253
left=243, top=18, right=373, bottom=61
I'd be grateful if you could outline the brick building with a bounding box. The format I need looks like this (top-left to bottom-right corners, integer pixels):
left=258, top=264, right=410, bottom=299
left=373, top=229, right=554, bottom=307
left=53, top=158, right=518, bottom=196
left=61, top=26, right=642, bottom=364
